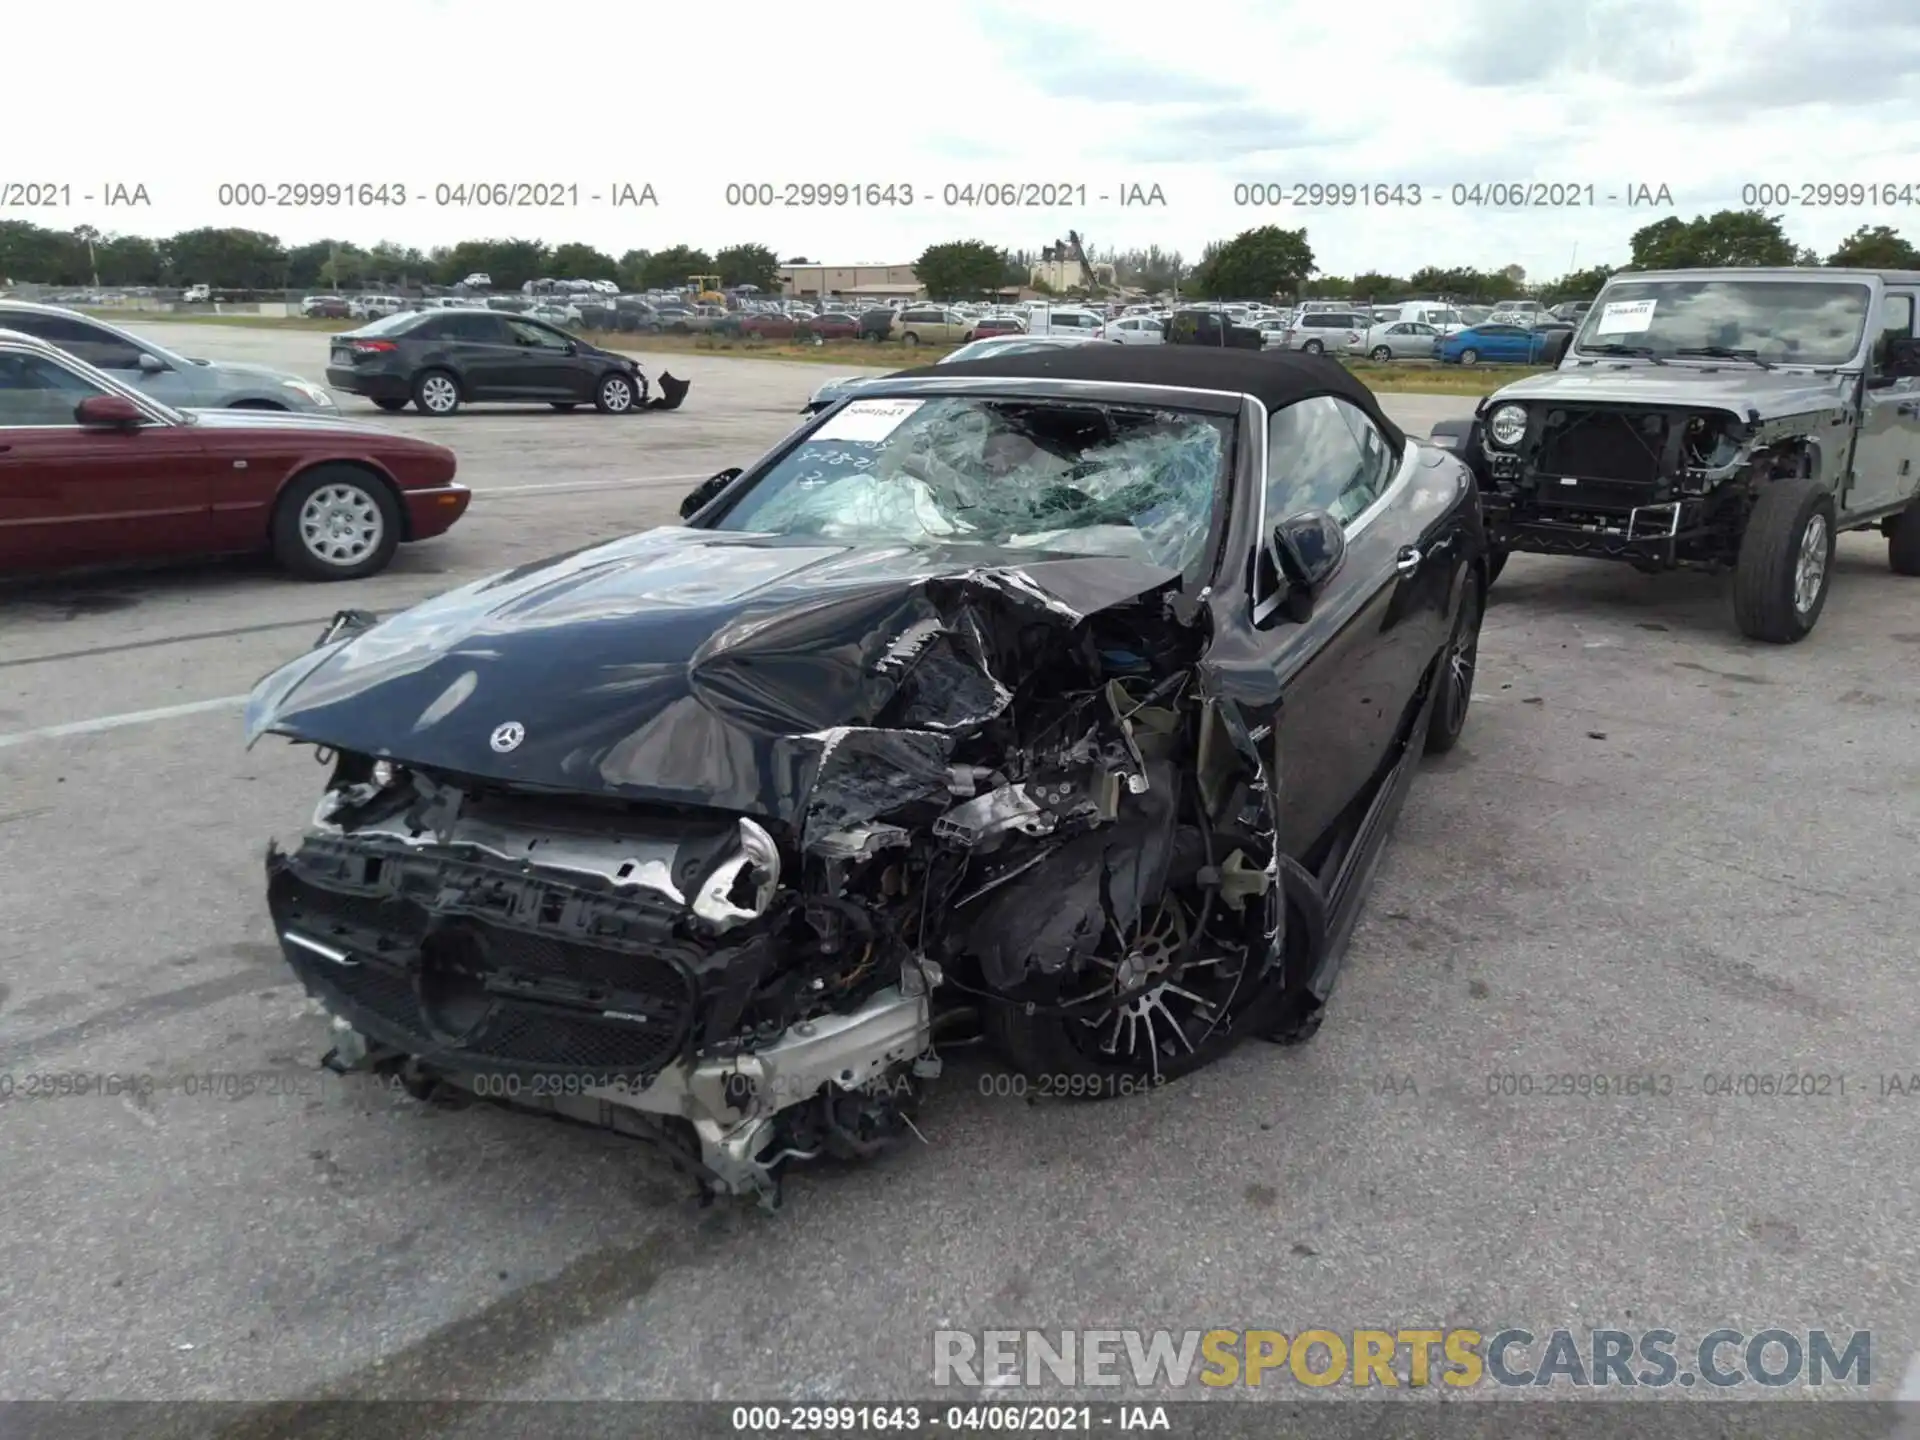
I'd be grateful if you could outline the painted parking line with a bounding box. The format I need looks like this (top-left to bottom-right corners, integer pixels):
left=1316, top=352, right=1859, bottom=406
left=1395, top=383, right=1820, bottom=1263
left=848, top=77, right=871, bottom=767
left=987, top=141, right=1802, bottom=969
left=0, top=695, right=247, bottom=750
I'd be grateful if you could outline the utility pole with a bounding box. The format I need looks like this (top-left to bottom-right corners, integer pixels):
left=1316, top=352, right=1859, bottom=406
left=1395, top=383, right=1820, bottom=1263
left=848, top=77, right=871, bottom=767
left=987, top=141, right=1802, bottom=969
left=76, top=225, right=99, bottom=288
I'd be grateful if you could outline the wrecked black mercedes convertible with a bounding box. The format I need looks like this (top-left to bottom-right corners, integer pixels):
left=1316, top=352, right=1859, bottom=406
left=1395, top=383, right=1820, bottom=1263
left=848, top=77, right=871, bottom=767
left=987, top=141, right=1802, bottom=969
left=246, top=346, right=1489, bottom=1207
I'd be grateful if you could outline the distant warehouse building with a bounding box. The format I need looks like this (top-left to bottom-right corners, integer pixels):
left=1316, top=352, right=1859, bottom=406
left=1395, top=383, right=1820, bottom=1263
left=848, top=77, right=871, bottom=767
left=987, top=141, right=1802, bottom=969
left=779, top=263, right=922, bottom=300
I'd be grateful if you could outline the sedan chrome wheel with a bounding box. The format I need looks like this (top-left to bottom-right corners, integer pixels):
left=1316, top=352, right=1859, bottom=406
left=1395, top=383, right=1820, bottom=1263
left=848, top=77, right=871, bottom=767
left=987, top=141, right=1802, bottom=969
left=1793, top=512, right=1829, bottom=615
left=298, top=482, right=384, bottom=567
left=418, top=373, right=459, bottom=413
left=598, top=374, right=635, bottom=413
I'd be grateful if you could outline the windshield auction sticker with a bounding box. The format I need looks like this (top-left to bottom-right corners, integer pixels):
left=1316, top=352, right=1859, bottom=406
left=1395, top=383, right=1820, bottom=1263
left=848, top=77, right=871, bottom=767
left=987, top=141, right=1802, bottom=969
left=815, top=398, right=926, bottom=443
left=1594, top=298, right=1657, bottom=333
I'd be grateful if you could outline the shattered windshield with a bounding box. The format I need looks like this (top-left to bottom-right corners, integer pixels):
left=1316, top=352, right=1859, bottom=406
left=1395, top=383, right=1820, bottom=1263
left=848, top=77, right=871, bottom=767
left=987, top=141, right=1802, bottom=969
left=714, top=395, right=1231, bottom=573
left=1572, top=279, right=1871, bottom=365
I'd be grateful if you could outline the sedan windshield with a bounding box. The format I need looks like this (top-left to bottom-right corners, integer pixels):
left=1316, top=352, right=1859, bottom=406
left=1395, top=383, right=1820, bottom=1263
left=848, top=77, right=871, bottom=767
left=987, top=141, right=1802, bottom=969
left=714, top=394, right=1230, bottom=573
left=1573, top=279, right=1871, bottom=365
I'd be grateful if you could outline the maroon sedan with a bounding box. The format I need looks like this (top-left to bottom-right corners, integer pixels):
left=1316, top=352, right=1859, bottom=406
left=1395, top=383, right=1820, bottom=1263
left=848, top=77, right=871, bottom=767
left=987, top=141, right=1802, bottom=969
left=965, top=315, right=1026, bottom=341
left=739, top=313, right=801, bottom=340
left=801, top=312, right=862, bottom=340
left=0, top=330, right=470, bottom=581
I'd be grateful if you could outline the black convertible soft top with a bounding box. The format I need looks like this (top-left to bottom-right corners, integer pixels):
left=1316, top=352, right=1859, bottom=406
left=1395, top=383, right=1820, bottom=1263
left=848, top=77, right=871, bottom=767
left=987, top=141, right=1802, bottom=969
left=899, top=344, right=1407, bottom=450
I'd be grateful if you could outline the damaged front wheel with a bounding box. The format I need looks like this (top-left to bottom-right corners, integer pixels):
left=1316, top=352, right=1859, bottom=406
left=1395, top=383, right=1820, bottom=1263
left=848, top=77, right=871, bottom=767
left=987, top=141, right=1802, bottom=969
left=988, top=889, right=1259, bottom=1095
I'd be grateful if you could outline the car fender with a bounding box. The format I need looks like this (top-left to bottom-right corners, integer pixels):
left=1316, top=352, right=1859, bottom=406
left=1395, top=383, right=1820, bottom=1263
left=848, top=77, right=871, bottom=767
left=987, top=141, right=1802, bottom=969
left=1427, top=417, right=1486, bottom=478
left=266, top=456, right=410, bottom=540
left=219, top=387, right=294, bottom=409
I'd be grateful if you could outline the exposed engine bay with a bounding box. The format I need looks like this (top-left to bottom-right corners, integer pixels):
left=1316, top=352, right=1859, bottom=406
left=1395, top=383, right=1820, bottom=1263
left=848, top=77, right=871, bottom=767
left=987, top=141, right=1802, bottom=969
left=1479, top=401, right=1828, bottom=566
left=264, top=575, right=1287, bottom=1209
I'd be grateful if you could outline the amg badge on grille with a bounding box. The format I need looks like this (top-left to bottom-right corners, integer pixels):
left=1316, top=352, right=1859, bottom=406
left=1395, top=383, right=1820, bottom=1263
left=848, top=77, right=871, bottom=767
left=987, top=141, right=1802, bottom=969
left=489, top=721, right=526, bottom=753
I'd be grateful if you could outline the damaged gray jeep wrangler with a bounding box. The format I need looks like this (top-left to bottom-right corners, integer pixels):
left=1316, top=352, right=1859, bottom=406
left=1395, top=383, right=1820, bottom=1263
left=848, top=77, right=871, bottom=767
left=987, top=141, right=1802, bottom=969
left=1431, top=267, right=1920, bottom=642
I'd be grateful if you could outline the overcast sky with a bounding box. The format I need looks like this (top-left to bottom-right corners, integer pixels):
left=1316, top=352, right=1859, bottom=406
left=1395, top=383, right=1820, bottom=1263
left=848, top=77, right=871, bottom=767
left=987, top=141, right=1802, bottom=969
left=10, top=0, right=1919, bottom=281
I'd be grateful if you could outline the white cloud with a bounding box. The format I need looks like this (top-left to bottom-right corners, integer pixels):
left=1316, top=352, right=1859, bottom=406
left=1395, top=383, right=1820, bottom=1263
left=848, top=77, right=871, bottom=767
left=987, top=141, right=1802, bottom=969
left=7, top=0, right=1918, bottom=280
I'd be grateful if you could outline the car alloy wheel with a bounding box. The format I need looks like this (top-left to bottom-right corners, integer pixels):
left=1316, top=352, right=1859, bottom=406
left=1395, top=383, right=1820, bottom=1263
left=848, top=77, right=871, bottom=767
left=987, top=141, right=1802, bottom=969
left=1459, top=349, right=1480, bottom=365
left=1072, top=877, right=1259, bottom=1069
left=1793, top=511, right=1830, bottom=616
left=597, top=373, right=635, bottom=413
left=1426, top=578, right=1482, bottom=754
left=1370, top=346, right=1392, bottom=361
left=299, top=481, right=385, bottom=568
left=1303, top=339, right=1323, bottom=354
left=417, top=372, right=459, bottom=414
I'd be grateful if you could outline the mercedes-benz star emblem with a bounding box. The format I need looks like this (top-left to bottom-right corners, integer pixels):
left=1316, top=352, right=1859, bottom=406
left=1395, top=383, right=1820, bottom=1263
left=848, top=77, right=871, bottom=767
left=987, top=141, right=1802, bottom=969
left=489, top=722, right=526, bottom=753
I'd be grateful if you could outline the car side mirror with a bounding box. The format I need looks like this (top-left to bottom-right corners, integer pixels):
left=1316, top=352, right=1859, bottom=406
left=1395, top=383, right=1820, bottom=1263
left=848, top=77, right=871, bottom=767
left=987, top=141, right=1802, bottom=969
left=1270, top=510, right=1346, bottom=620
left=680, top=467, right=741, bottom=519
left=75, top=394, right=144, bottom=430
left=137, top=352, right=167, bottom=373
left=564, top=340, right=578, bottom=354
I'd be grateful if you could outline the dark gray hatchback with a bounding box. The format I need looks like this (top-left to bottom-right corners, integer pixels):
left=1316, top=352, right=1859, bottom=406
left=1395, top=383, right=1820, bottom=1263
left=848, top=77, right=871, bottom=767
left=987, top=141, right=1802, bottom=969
left=324, top=307, right=689, bottom=416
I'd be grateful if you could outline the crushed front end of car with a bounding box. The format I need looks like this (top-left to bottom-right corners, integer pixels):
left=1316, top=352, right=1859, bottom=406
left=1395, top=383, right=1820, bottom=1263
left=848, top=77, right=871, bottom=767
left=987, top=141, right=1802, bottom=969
left=249, top=514, right=1289, bottom=1205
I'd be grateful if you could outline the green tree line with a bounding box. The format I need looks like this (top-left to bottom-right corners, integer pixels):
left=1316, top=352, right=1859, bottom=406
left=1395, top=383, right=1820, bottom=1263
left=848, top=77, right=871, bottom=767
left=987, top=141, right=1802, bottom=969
left=0, top=225, right=788, bottom=295
left=1178, top=212, right=1919, bottom=305
left=3, top=211, right=1915, bottom=303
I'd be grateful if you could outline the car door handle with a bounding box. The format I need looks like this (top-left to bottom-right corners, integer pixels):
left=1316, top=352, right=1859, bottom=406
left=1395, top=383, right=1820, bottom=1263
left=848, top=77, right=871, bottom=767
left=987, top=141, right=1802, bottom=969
left=1396, top=546, right=1422, bottom=575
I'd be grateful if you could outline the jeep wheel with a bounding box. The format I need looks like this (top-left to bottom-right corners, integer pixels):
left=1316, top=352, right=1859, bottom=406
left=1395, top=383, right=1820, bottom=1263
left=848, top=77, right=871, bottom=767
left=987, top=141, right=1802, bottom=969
left=1732, top=477, right=1834, bottom=643
left=1889, top=499, right=1920, bottom=576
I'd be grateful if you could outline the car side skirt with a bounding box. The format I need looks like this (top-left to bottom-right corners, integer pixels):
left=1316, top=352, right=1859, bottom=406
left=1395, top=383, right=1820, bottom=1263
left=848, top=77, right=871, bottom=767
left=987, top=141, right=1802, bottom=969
left=1304, top=649, right=1443, bottom=1002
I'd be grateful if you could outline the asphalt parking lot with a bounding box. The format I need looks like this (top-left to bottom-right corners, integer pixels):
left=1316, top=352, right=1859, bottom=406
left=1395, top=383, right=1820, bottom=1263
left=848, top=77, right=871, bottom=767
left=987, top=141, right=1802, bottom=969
left=3, top=321, right=1918, bottom=1408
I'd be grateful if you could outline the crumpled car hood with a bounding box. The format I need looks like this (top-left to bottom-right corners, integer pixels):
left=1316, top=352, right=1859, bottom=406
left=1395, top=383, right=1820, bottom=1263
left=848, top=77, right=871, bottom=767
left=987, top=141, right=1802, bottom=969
left=1492, top=364, right=1856, bottom=418
left=245, top=526, right=1180, bottom=833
